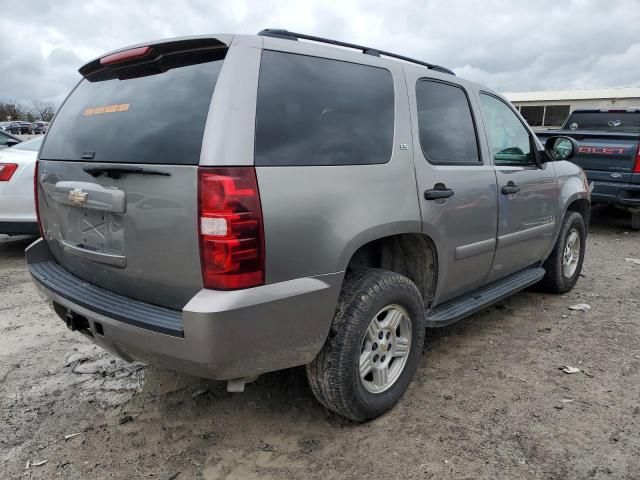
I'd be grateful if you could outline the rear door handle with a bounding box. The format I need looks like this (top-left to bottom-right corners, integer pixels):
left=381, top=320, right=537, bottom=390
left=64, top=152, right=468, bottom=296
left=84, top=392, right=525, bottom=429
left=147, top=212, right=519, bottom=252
left=501, top=182, right=520, bottom=195
left=424, top=183, right=454, bottom=200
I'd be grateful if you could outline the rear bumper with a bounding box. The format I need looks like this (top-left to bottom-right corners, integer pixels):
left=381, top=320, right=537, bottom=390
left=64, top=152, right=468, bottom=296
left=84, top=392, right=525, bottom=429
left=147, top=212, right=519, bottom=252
left=0, top=221, right=39, bottom=235
left=26, top=238, right=342, bottom=380
left=589, top=180, right=640, bottom=209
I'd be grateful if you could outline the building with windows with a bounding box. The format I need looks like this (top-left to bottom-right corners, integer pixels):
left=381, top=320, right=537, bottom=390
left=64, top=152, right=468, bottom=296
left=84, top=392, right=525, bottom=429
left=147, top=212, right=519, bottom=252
left=504, top=87, right=640, bottom=128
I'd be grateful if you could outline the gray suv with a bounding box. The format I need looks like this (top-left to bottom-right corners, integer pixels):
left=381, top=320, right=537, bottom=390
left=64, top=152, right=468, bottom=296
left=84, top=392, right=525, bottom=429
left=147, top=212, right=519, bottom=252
left=27, top=30, right=590, bottom=421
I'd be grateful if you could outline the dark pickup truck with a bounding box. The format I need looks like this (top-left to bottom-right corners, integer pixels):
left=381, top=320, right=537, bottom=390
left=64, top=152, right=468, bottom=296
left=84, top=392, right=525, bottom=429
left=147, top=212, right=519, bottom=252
left=536, top=108, right=640, bottom=229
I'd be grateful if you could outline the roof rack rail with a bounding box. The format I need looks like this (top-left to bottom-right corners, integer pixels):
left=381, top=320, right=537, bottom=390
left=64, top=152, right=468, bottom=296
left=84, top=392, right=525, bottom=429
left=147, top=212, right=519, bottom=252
left=257, top=29, right=455, bottom=76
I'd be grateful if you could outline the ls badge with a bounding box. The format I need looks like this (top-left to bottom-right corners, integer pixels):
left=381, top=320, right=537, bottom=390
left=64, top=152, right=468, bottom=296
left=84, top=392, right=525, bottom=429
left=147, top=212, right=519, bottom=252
left=69, top=188, right=88, bottom=206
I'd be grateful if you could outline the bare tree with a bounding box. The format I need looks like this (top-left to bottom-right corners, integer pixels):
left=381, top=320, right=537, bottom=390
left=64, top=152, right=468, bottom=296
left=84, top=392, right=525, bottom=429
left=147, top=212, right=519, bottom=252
left=31, top=100, right=56, bottom=122
left=0, top=101, right=27, bottom=121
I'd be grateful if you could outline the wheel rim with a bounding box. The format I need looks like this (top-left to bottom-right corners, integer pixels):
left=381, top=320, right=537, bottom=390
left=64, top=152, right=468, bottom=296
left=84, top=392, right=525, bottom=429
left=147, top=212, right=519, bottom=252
left=359, top=304, right=412, bottom=394
left=562, top=228, right=581, bottom=278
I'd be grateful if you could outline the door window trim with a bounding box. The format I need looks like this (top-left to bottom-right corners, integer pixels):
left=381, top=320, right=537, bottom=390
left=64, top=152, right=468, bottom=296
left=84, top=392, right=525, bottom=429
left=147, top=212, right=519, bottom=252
left=415, top=78, right=484, bottom=167
left=478, top=91, right=541, bottom=167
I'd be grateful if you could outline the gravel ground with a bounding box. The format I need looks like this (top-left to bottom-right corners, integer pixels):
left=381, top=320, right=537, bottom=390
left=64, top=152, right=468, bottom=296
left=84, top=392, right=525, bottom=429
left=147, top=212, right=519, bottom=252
left=1, top=206, right=639, bottom=479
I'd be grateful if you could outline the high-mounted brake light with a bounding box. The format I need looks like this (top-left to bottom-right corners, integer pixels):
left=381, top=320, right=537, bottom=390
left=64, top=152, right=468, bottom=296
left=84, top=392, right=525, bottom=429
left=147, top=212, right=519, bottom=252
left=100, top=46, right=152, bottom=66
left=198, top=167, right=265, bottom=290
left=634, top=144, right=640, bottom=174
left=0, top=163, right=18, bottom=181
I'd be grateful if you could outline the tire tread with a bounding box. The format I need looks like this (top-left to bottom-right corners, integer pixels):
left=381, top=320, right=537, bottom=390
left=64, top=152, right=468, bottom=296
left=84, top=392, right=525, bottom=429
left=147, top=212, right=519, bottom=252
left=306, top=268, right=425, bottom=421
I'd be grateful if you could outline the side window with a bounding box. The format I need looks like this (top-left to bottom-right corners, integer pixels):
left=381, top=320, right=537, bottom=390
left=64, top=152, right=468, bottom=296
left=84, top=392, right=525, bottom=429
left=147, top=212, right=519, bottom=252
left=479, top=93, right=534, bottom=166
left=415, top=80, right=480, bottom=165
left=255, top=51, right=394, bottom=166
left=0, top=133, right=8, bottom=146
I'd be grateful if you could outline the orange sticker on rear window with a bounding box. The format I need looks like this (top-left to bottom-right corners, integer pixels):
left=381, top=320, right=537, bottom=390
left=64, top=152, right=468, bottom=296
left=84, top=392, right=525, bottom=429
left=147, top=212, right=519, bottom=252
left=83, top=103, right=130, bottom=116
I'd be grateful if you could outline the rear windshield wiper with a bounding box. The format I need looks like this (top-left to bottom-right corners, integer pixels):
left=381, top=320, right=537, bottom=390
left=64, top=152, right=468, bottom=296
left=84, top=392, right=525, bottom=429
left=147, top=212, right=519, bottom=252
left=83, top=165, right=171, bottom=179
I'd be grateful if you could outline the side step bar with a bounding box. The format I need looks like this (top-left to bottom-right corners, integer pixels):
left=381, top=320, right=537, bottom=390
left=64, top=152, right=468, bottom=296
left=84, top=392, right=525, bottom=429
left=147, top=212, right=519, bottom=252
left=426, top=267, right=545, bottom=327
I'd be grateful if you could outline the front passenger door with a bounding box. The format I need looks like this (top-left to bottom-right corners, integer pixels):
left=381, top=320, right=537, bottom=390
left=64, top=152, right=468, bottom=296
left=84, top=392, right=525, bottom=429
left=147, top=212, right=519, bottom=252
left=478, top=93, right=558, bottom=282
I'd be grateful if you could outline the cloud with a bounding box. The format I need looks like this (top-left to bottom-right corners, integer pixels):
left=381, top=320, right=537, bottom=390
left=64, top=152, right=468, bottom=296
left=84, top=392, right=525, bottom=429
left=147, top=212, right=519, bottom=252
left=0, top=0, right=638, bottom=105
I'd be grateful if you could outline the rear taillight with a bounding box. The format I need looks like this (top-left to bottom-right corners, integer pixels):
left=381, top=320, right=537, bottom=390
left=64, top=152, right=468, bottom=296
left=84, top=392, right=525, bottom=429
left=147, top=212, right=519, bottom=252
left=634, top=144, right=640, bottom=173
left=0, top=163, right=18, bottom=181
left=198, top=167, right=264, bottom=290
left=34, top=161, right=43, bottom=237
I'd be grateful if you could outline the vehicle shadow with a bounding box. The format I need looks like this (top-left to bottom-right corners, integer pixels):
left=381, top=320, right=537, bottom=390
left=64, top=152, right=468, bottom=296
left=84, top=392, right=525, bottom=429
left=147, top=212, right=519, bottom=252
left=139, top=292, right=540, bottom=431
left=589, top=204, right=636, bottom=233
left=0, top=235, right=36, bottom=259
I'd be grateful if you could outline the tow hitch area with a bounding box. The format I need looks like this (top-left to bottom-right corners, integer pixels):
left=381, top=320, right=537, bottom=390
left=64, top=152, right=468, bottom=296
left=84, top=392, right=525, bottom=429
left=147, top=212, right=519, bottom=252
left=63, top=308, right=92, bottom=336
left=227, top=375, right=260, bottom=393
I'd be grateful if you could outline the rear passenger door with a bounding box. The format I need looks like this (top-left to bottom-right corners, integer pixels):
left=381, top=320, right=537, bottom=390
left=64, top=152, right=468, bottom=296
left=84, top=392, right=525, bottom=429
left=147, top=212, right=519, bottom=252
left=477, top=93, right=558, bottom=282
left=408, top=76, right=498, bottom=303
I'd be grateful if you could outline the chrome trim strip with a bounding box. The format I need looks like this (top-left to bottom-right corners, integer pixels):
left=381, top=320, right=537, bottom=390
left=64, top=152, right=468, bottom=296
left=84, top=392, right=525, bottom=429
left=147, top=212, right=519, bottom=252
left=61, top=240, right=127, bottom=268
left=497, top=222, right=556, bottom=248
left=454, top=238, right=496, bottom=260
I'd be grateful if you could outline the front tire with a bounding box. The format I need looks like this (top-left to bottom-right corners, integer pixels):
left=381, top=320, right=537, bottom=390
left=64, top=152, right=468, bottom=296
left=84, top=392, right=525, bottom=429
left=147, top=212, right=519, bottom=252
left=631, top=212, right=640, bottom=231
left=538, top=211, right=586, bottom=293
left=306, top=269, right=426, bottom=422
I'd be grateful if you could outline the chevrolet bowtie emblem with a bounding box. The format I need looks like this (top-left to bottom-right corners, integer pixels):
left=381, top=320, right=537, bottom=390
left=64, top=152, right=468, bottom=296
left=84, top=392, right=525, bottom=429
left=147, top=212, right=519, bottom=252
left=69, top=188, right=88, bottom=207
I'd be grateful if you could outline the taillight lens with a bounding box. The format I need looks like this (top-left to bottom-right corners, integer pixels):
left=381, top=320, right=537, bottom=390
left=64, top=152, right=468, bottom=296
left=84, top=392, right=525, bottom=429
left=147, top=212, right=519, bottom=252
left=100, top=46, right=152, bottom=65
left=34, top=161, right=43, bottom=237
left=198, top=167, right=264, bottom=290
left=0, top=163, right=18, bottom=181
left=634, top=144, right=640, bottom=173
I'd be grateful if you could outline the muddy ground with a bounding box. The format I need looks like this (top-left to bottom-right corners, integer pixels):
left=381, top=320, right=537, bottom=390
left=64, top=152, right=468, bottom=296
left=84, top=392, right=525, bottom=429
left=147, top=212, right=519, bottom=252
left=1, top=206, right=639, bottom=479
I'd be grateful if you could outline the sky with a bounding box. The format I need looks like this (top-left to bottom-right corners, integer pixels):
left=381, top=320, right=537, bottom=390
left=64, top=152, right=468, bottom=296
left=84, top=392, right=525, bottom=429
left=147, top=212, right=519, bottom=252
left=1, top=0, right=639, bottom=106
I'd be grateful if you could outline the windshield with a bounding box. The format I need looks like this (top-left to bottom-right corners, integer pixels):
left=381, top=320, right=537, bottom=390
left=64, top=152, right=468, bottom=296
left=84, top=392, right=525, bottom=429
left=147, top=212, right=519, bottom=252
left=13, top=137, right=43, bottom=151
left=40, top=49, right=225, bottom=165
left=564, top=111, right=640, bottom=132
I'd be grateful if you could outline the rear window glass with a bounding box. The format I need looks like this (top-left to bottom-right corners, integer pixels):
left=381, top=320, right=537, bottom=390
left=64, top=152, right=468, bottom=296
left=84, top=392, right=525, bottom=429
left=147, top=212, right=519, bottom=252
left=564, top=111, right=640, bottom=132
left=40, top=50, right=224, bottom=164
left=255, top=51, right=394, bottom=166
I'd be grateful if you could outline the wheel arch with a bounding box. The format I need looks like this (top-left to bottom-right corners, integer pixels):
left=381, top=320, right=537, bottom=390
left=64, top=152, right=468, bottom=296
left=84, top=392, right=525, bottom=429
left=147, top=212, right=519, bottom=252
left=543, top=191, right=590, bottom=262
left=565, top=196, right=591, bottom=228
left=342, top=230, right=439, bottom=307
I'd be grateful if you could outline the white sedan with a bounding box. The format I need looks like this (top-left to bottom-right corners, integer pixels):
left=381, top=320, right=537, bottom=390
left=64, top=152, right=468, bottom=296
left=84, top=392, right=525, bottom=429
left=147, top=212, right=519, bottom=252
left=0, top=137, right=42, bottom=235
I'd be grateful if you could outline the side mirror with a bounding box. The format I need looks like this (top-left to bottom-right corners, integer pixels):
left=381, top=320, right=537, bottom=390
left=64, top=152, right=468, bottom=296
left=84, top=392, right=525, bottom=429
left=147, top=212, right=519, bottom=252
left=544, top=136, right=577, bottom=162
left=6, top=140, right=19, bottom=148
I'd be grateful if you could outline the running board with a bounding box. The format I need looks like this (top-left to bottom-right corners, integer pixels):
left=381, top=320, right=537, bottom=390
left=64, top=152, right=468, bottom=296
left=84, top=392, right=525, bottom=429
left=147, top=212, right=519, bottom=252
left=426, top=267, right=545, bottom=327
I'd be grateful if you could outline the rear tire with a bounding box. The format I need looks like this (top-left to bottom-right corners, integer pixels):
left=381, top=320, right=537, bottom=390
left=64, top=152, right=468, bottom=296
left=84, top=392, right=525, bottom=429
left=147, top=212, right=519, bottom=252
left=538, top=211, right=586, bottom=293
left=306, top=269, right=425, bottom=422
left=631, top=212, right=640, bottom=231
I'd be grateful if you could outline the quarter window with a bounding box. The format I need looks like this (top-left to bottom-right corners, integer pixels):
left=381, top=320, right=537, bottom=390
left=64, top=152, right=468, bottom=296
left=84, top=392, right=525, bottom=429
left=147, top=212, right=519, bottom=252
left=255, top=51, right=395, bottom=166
left=415, top=80, right=480, bottom=165
left=480, top=94, right=534, bottom=166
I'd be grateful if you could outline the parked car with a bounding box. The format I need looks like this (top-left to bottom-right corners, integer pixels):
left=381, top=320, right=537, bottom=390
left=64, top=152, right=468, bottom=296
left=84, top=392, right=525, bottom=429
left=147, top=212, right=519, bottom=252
left=0, top=130, right=22, bottom=149
left=0, top=122, right=21, bottom=135
left=0, top=136, right=42, bottom=235
left=536, top=108, right=640, bottom=229
left=1, top=121, right=32, bottom=135
left=33, top=121, right=50, bottom=133
left=20, top=121, right=36, bottom=134
left=26, top=30, right=590, bottom=421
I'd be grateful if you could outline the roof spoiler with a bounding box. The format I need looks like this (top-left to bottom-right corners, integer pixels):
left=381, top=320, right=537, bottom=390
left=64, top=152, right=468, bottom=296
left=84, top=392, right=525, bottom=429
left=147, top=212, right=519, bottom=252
left=79, top=37, right=228, bottom=78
